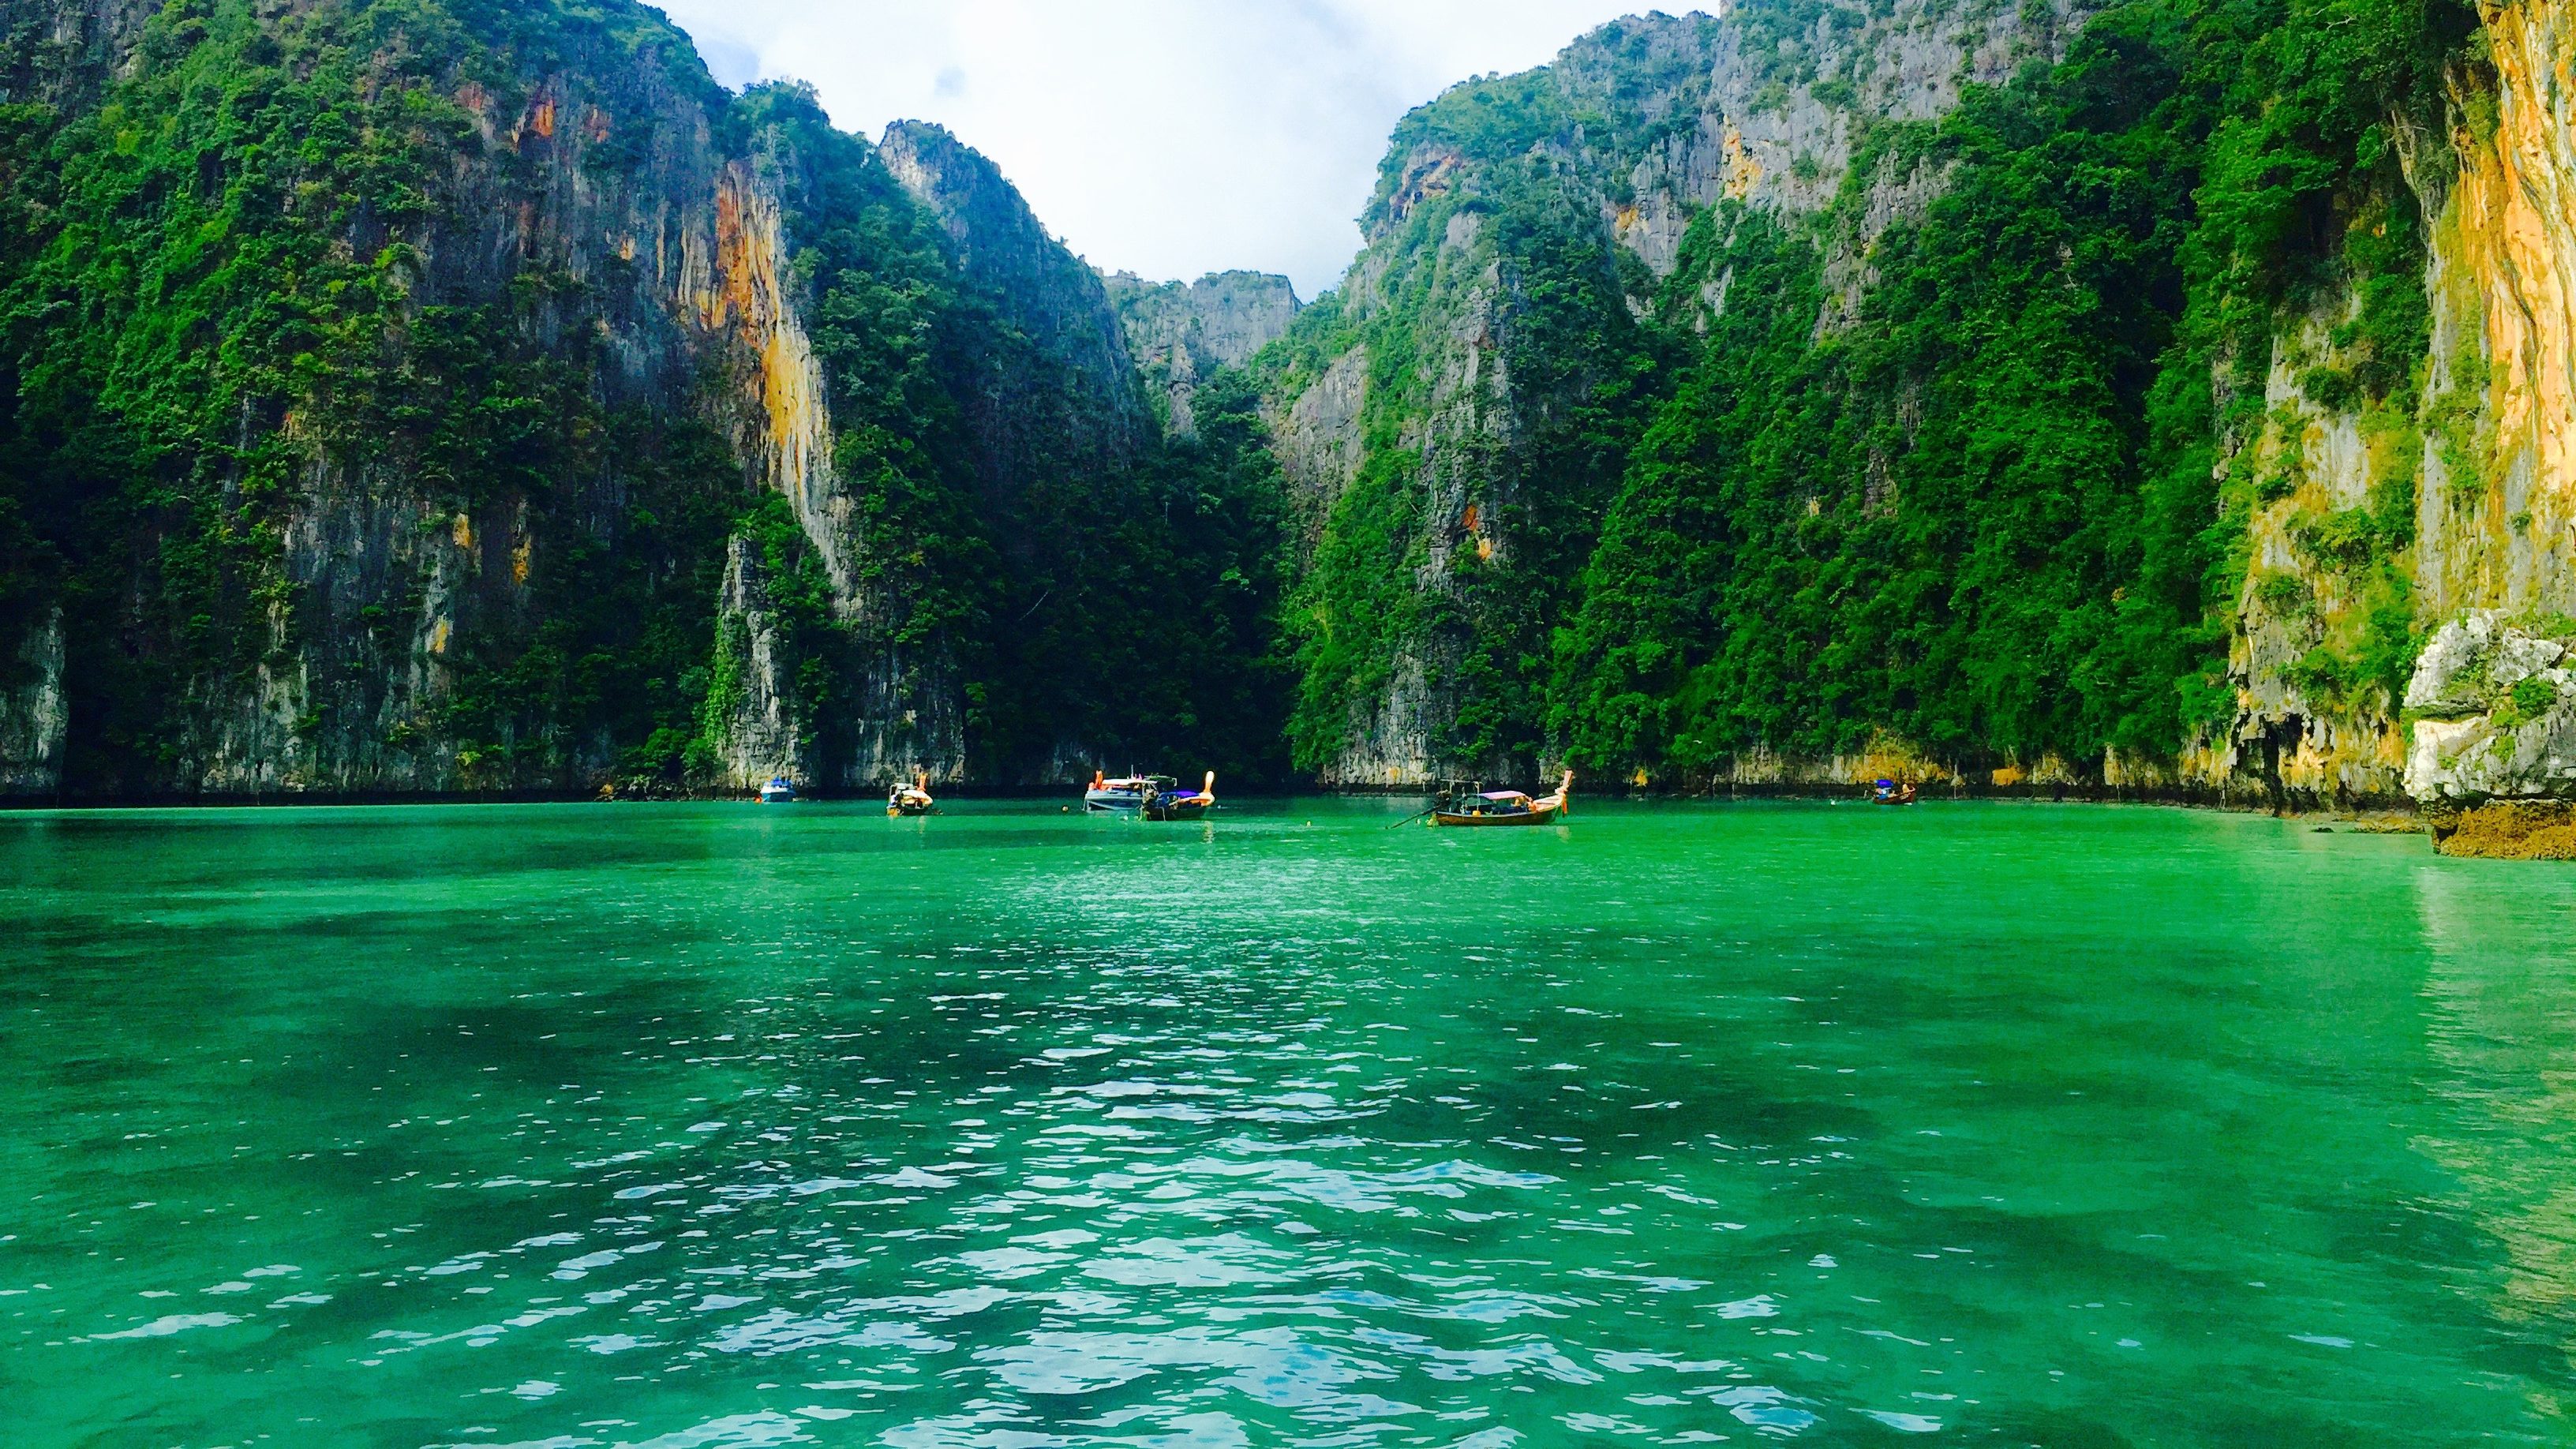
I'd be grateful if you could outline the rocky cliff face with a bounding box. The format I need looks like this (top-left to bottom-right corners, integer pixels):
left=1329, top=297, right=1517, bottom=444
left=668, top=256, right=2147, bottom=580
left=1259, top=2, right=2091, bottom=787
left=2403, top=611, right=2576, bottom=800
left=0, top=606, right=62, bottom=796
left=879, top=122, right=1152, bottom=474
left=1103, top=271, right=1301, bottom=436
left=0, top=0, right=788, bottom=796
left=2187, top=0, right=2576, bottom=812
left=0, top=0, right=1269, bottom=799
left=1256, top=0, right=2576, bottom=813
left=16, top=0, right=2568, bottom=809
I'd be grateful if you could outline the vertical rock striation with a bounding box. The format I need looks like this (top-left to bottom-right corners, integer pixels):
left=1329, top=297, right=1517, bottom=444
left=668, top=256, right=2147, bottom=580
left=1258, top=2, right=2090, bottom=786
left=0, top=0, right=1276, bottom=800
left=2200, top=0, right=2576, bottom=814
left=1103, top=271, right=1301, bottom=436
left=0, top=607, right=63, bottom=796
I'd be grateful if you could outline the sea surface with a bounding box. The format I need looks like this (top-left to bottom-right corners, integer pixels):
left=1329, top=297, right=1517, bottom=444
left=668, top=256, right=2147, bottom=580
left=4, top=799, right=2574, bottom=1446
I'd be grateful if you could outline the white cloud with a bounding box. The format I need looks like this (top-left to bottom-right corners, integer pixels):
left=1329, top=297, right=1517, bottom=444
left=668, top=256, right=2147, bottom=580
left=649, top=2, right=1708, bottom=298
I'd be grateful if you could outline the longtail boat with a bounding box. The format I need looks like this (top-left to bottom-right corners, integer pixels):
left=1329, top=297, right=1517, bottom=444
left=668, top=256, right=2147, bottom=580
left=887, top=773, right=936, bottom=817
left=1150, top=771, right=1216, bottom=822
left=1432, top=771, right=1573, bottom=827
left=1083, top=770, right=1217, bottom=820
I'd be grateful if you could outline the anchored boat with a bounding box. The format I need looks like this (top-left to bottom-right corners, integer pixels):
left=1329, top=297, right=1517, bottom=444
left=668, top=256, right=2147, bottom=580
left=759, top=777, right=797, bottom=804
left=887, top=773, right=936, bottom=817
left=1084, top=770, right=1217, bottom=820
left=1432, top=771, right=1573, bottom=828
left=1151, top=772, right=1216, bottom=822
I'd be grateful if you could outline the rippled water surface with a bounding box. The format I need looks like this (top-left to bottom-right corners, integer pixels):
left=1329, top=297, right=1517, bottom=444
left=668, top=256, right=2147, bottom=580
left=6, top=799, right=2576, bottom=1446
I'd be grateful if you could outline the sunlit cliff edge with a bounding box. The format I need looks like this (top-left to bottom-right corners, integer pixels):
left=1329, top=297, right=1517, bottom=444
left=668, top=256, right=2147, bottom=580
left=1242, top=0, right=2576, bottom=848
left=0, top=0, right=1286, bottom=798
left=2212, top=0, right=2576, bottom=846
left=6, top=0, right=2576, bottom=844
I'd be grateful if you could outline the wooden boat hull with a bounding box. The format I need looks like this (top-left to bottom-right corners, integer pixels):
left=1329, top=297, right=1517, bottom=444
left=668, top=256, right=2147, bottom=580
left=1432, top=803, right=1566, bottom=827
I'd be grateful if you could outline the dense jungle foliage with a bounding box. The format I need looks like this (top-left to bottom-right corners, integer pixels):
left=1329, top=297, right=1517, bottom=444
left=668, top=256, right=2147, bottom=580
left=0, top=0, right=2496, bottom=794
left=1273, top=0, right=2481, bottom=782
left=703, top=88, right=1290, bottom=786
left=0, top=0, right=1285, bottom=792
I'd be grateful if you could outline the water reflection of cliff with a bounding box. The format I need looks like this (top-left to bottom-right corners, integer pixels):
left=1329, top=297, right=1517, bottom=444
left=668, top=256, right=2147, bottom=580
left=2413, top=865, right=2576, bottom=1389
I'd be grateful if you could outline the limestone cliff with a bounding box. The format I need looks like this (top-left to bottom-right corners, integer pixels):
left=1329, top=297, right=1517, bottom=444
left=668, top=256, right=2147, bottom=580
left=2191, top=0, right=2576, bottom=813
left=20, top=0, right=2571, bottom=808
left=2403, top=611, right=2576, bottom=800
left=0, top=0, right=1270, bottom=799
left=1259, top=0, right=2576, bottom=812
left=1260, top=2, right=2090, bottom=787
left=1103, top=271, right=1301, bottom=436
left=0, top=607, right=62, bottom=797
left=879, top=122, right=1152, bottom=475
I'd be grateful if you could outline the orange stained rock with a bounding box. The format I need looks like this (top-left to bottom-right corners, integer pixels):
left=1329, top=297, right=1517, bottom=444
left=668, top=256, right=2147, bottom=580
left=707, top=175, right=781, bottom=331
left=701, top=167, right=843, bottom=593
left=1721, top=121, right=1762, bottom=201
left=2451, top=0, right=2576, bottom=549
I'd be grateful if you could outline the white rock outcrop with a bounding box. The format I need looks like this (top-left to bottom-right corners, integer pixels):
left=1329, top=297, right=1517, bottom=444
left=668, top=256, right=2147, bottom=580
left=2405, top=611, right=2576, bottom=802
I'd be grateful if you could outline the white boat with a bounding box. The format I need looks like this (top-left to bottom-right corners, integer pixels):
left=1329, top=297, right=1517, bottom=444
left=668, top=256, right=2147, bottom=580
left=1084, top=770, right=1216, bottom=819
left=759, top=777, right=797, bottom=803
left=1084, top=772, right=1159, bottom=811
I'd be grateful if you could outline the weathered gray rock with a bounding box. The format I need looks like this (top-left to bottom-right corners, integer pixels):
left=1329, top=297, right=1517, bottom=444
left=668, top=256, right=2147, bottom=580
left=0, top=608, right=66, bottom=797
left=1268, top=347, right=1369, bottom=564
left=881, top=119, right=1150, bottom=462
left=1103, top=270, right=1300, bottom=436
left=2405, top=611, right=2576, bottom=802
left=1263, top=1, right=2097, bottom=786
left=709, top=539, right=809, bottom=791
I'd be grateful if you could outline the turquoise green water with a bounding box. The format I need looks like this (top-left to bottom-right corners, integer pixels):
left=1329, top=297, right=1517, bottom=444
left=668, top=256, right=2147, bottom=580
left=4, top=801, right=2574, bottom=1446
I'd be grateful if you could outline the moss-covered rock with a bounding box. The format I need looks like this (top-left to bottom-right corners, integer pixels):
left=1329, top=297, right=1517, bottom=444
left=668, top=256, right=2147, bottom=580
left=2428, top=799, right=2576, bottom=859
left=2404, top=611, right=2576, bottom=806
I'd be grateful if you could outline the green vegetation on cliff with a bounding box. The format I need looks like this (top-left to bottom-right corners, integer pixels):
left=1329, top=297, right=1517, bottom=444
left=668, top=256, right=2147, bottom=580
left=0, top=0, right=1286, bottom=794
left=1273, top=0, right=2478, bottom=784
left=0, top=0, right=2497, bottom=796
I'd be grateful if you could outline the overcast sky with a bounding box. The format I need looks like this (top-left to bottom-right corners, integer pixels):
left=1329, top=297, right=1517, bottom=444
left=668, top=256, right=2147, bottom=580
left=652, top=2, right=1704, bottom=299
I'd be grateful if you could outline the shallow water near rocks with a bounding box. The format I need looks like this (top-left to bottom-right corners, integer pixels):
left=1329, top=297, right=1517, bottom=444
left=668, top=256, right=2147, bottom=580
left=5, top=799, right=2574, bottom=1446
